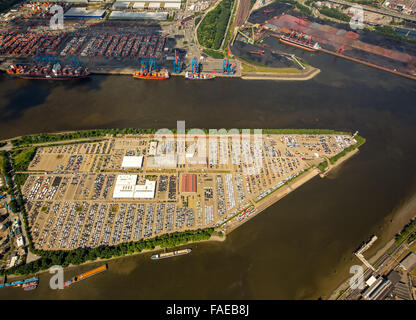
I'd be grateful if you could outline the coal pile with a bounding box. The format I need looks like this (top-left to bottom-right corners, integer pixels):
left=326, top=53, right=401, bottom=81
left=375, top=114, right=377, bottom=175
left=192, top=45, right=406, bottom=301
left=248, top=2, right=292, bottom=24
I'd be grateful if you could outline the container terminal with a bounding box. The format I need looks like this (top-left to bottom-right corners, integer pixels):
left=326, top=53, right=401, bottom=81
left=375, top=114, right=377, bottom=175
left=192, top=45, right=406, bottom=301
left=0, top=0, right=415, bottom=80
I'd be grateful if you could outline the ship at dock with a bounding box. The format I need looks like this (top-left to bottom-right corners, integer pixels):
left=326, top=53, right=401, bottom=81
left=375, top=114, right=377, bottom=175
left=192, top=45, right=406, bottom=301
left=133, top=56, right=169, bottom=80
left=6, top=62, right=90, bottom=80
left=151, top=249, right=191, bottom=260
left=64, top=264, right=107, bottom=287
left=0, top=276, right=39, bottom=291
left=184, top=71, right=215, bottom=80
left=133, top=69, right=169, bottom=80
left=280, top=32, right=320, bottom=52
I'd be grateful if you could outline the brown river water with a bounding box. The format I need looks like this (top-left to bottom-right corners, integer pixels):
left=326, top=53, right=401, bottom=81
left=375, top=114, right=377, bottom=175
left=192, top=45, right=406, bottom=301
left=0, top=46, right=415, bottom=299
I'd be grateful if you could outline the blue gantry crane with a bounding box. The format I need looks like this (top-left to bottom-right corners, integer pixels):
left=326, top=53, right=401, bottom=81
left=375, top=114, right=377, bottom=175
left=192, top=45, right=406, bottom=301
left=173, top=49, right=181, bottom=73
left=191, top=57, right=199, bottom=74
left=222, top=49, right=235, bottom=75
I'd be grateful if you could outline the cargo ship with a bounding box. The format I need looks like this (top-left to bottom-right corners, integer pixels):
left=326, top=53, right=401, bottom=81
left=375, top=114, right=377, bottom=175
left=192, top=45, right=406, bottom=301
left=6, top=63, right=90, bottom=80
left=151, top=249, right=191, bottom=260
left=64, top=264, right=107, bottom=287
left=0, top=276, right=39, bottom=291
left=184, top=71, right=215, bottom=80
left=133, top=69, right=169, bottom=80
left=279, top=34, right=320, bottom=52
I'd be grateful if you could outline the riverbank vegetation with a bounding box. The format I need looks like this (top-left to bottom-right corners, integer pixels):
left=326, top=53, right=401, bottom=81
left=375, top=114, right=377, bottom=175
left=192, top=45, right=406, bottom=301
left=328, top=135, right=366, bottom=165
left=8, top=129, right=356, bottom=148
left=2, top=227, right=215, bottom=276
left=10, top=148, right=36, bottom=172
left=10, top=129, right=156, bottom=147
left=395, top=219, right=416, bottom=245
left=197, top=0, right=234, bottom=50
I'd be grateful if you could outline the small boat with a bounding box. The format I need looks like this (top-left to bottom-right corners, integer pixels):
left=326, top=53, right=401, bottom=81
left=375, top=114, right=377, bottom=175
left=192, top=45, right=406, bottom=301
left=184, top=71, right=215, bottom=80
left=23, top=285, right=37, bottom=291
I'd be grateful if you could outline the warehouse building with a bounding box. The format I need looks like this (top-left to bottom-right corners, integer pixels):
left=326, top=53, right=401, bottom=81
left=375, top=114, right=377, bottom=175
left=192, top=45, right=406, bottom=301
left=113, top=175, right=156, bottom=199
left=113, top=0, right=181, bottom=9
left=121, top=156, right=143, bottom=169
left=181, top=174, right=197, bottom=193
left=109, top=11, right=169, bottom=20
left=64, top=7, right=106, bottom=18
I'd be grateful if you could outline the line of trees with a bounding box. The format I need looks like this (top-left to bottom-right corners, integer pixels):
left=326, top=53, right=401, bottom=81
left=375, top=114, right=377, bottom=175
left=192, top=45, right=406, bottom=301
left=197, top=0, right=234, bottom=50
left=1, top=228, right=214, bottom=276
left=395, top=219, right=416, bottom=245
left=318, top=6, right=351, bottom=22
left=9, top=128, right=354, bottom=148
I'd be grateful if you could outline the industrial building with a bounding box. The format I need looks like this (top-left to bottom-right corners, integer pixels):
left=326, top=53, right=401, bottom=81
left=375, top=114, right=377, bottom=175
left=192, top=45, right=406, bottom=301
left=16, top=235, right=24, bottom=248
left=121, top=156, right=143, bottom=169
left=112, top=175, right=156, bottom=199
left=181, top=174, right=197, bottom=193
left=109, top=11, right=169, bottom=20
left=64, top=7, right=107, bottom=19
left=112, top=0, right=181, bottom=9
left=400, top=252, right=416, bottom=271
left=148, top=141, right=158, bottom=156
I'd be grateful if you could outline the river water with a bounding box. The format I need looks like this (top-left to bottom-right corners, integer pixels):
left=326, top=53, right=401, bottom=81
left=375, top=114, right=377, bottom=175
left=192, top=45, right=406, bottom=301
left=0, top=44, right=415, bottom=299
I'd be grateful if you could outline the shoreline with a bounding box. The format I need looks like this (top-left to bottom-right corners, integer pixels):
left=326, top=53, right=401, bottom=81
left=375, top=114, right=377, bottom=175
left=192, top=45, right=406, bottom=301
left=4, top=233, right=227, bottom=281
left=327, top=190, right=416, bottom=300
left=221, top=143, right=361, bottom=235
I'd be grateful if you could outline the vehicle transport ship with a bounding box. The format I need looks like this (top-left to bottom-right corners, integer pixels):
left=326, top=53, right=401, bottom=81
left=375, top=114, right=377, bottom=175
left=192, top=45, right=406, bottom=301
left=133, top=69, right=169, bottom=80
left=64, top=264, right=107, bottom=287
left=279, top=33, right=320, bottom=52
left=184, top=71, right=215, bottom=80
left=6, top=62, right=90, bottom=80
left=151, top=249, right=191, bottom=260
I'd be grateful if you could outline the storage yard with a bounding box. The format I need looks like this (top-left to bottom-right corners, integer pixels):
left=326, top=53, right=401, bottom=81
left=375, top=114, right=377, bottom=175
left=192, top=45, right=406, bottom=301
left=1, top=0, right=415, bottom=78
left=20, top=133, right=359, bottom=250
left=0, top=0, right=240, bottom=75
left=236, top=2, right=416, bottom=78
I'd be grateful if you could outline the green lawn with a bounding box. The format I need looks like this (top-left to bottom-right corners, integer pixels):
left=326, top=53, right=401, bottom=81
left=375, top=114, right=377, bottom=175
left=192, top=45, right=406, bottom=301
left=241, top=63, right=301, bottom=74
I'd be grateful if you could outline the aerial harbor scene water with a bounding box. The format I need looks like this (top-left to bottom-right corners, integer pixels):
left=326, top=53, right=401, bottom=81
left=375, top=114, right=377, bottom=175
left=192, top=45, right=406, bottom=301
left=0, top=0, right=415, bottom=304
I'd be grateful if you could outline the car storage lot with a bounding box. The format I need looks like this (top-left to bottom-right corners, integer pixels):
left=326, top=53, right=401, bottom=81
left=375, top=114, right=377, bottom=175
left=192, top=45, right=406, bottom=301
left=21, top=133, right=354, bottom=250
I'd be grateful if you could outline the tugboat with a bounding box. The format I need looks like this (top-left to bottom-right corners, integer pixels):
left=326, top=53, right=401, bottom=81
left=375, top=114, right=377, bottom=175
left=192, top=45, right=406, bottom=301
left=6, top=62, right=90, bottom=80
left=184, top=71, right=215, bottom=80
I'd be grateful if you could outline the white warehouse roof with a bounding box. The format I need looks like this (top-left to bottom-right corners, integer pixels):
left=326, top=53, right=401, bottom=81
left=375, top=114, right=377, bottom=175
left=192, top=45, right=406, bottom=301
left=113, top=1, right=130, bottom=8
left=109, top=11, right=169, bottom=20
left=134, top=180, right=156, bottom=198
left=132, top=1, right=181, bottom=8
left=121, top=156, right=143, bottom=168
left=112, top=175, right=156, bottom=199
left=64, top=7, right=106, bottom=18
